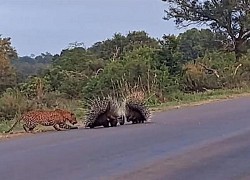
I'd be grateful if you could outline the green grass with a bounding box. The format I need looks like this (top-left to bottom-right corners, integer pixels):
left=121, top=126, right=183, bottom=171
left=149, top=88, right=250, bottom=111
left=0, top=119, right=23, bottom=133
left=1, top=87, right=250, bottom=134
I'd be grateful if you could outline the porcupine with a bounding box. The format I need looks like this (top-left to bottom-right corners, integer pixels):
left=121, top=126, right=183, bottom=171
left=123, top=99, right=151, bottom=124
left=84, top=96, right=120, bottom=128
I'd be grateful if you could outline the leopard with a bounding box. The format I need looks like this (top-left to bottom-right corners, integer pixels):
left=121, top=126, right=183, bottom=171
left=5, top=109, right=78, bottom=133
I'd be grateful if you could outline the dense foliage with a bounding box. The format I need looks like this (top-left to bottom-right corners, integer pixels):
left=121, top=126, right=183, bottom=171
left=1, top=1, right=250, bottom=121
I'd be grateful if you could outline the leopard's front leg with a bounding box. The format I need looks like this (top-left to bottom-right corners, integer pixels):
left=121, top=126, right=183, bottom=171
left=23, top=123, right=36, bottom=133
left=59, top=123, right=78, bottom=130
left=53, top=124, right=62, bottom=131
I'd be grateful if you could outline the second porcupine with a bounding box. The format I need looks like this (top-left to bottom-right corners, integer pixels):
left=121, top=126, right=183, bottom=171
left=84, top=96, right=120, bottom=128
left=124, top=99, right=151, bottom=124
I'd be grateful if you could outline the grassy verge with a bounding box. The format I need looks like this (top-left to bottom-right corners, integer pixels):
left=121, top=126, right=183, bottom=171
left=150, top=88, right=250, bottom=111
left=1, top=88, right=250, bottom=137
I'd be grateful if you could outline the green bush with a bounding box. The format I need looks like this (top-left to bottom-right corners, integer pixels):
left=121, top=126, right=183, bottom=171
left=181, top=52, right=250, bottom=92
left=0, top=88, right=33, bottom=120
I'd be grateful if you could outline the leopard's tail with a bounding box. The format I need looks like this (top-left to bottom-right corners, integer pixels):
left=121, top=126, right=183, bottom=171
left=4, top=114, right=21, bottom=133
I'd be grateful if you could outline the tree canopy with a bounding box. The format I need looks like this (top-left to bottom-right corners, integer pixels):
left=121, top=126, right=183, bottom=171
left=162, top=0, right=250, bottom=60
left=88, top=31, right=160, bottom=61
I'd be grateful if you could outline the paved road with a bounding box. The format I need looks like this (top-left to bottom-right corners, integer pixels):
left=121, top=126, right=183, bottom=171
left=1, top=97, right=250, bottom=180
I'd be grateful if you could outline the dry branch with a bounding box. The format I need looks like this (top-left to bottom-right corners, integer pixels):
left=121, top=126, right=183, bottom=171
left=198, top=63, right=220, bottom=78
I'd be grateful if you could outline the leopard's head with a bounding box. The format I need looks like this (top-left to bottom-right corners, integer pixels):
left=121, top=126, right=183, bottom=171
left=68, top=113, right=78, bottom=125
left=55, top=109, right=78, bottom=125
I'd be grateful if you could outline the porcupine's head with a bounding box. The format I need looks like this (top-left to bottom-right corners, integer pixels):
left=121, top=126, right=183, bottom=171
left=84, top=96, right=120, bottom=128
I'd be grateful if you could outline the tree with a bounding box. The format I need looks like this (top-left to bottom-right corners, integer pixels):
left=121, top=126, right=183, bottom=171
left=162, top=0, right=250, bottom=61
left=12, top=53, right=52, bottom=83
left=157, top=34, right=183, bottom=75
left=88, top=33, right=127, bottom=61
left=44, top=47, right=104, bottom=98
left=88, top=31, right=160, bottom=61
left=35, top=52, right=53, bottom=64
left=178, top=28, right=225, bottom=61
left=0, top=36, right=17, bottom=93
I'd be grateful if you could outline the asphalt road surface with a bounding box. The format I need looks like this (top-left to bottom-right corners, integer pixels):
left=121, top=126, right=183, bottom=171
left=1, top=96, right=250, bottom=180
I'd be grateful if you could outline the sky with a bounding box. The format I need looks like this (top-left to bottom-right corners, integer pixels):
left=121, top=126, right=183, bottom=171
left=0, top=0, right=188, bottom=56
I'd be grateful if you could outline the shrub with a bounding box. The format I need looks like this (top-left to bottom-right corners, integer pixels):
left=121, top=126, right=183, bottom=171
left=0, top=88, right=33, bottom=120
